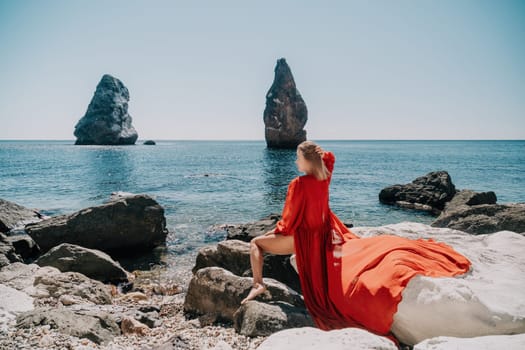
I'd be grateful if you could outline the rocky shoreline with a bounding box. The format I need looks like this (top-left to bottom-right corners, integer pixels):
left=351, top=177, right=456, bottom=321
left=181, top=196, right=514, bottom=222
left=0, top=262, right=266, bottom=350
left=0, top=194, right=268, bottom=350
left=1, top=174, right=525, bottom=349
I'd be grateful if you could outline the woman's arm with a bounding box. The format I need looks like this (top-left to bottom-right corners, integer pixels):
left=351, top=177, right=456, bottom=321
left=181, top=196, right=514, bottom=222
left=274, top=178, right=304, bottom=236
left=316, top=146, right=335, bottom=174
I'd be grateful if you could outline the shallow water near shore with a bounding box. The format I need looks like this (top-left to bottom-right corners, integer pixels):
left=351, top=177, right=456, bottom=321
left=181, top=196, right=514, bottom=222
left=1, top=140, right=524, bottom=273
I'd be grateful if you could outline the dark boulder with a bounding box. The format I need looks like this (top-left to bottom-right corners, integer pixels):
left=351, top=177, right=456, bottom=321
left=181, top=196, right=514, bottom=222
left=35, top=243, right=129, bottom=284
left=26, top=194, right=167, bottom=255
left=379, top=171, right=457, bottom=214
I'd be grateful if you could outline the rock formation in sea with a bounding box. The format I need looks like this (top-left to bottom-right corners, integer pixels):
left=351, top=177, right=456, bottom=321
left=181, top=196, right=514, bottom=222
left=263, top=58, right=308, bottom=149
left=74, top=74, right=138, bottom=145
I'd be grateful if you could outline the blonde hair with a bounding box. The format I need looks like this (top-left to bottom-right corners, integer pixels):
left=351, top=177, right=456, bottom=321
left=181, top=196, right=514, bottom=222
left=297, top=141, right=330, bottom=181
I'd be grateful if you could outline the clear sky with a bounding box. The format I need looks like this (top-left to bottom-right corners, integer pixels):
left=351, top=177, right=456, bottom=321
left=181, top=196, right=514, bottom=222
left=1, top=0, right=524, bottom=140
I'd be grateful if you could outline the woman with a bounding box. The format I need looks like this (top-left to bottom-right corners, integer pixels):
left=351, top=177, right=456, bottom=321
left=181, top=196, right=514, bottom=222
left=242, top=141, right=471, bottom=340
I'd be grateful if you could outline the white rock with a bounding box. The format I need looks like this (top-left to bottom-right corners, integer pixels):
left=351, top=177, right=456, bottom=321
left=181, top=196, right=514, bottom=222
left=414, top=333, right=525, bottom=350
left=256, top=327, right=397, bottom=350
left=0, top=283, right=34, bottom=333
left=352, top=223, right=525, bottom=345
left=0, top=284, right=33, bottom=313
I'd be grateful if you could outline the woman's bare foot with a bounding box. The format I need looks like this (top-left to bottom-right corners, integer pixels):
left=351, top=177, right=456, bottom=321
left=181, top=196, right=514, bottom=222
left=241, top=283, right=266, bottom=304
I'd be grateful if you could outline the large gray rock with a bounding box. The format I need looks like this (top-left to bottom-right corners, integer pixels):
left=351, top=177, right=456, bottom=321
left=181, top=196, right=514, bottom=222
left=16, top=307, right=120, bottom=345
left=193, top=240, right=250, bottom=276
left=193, top=239, right=301, bottom=293
left=74, top=74, right=138, bottom=145
left=184, top=267, right=303, bottom=323
left=233, top=300, right=313, bottom=337
left=0, top=198, right=43, bottom=233
left=26, top=194, right=167, bottom=255
left=263, top=58, right=307, bottom=149
left=35, top=243, right=129, bottom=283
left=379, top=171, right=457, bottom=214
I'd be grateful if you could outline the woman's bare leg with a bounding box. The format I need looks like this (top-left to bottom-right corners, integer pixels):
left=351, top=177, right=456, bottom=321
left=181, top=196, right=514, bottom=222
left=240, top=232, right=295, bottom=304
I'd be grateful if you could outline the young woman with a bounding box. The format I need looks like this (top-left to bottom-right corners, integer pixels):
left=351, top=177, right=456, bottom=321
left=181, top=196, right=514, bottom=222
left=241, top=141, right=471, bottom=341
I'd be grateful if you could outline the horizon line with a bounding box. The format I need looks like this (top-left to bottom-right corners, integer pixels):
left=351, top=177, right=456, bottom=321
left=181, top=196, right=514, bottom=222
left=1, top=138, right=524, bottom=142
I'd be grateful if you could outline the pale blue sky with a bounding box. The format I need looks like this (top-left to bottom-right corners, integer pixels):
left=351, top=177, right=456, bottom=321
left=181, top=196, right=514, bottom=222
left=1, top=0, right=524, bottom=140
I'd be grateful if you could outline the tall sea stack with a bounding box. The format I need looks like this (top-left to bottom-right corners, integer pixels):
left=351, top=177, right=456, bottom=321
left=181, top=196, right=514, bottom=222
left=74, top=74, right=138, bottom=145
left=263, top=58, right=307, bottom=149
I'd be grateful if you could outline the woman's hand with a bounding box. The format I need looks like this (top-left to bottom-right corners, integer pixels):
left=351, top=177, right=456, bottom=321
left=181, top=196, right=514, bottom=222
left=315, top=146, right=325, bottom=158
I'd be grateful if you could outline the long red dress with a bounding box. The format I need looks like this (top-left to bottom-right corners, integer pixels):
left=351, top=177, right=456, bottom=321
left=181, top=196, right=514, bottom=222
left=273, top=152, right=471, bottom=337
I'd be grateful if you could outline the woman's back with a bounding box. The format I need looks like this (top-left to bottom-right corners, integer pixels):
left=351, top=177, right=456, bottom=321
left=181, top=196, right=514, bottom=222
left=298, top=175, right=331, bottom=233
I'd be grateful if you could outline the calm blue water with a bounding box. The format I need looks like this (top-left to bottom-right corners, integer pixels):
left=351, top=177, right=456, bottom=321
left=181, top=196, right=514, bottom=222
left=1, top=140, right=524, bottom=267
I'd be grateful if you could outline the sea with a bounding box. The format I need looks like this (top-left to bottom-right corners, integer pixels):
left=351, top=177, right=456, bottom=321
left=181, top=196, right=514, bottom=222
left=1, top=140, right=524, bottom=271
